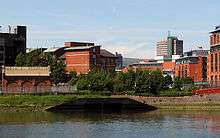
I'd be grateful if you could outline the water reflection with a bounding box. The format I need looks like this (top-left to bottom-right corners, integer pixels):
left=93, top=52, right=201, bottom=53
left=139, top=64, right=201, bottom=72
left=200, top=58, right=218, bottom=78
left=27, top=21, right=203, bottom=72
left=0, top=111, right=220, bottom=138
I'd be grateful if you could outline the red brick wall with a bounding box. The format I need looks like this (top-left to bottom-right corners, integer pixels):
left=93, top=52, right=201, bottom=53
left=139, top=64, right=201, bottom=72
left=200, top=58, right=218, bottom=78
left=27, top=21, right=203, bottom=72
left=3, top=77, right=51, bottom=93
left=210, top=33, right=220, bottom=46
left=65, top=47, right=101, bottom=74
left=65, top=50, right=91, bottom=74
left=175, top=57, right=203, bottom=82
left=207, top=52, right=220, bottom=82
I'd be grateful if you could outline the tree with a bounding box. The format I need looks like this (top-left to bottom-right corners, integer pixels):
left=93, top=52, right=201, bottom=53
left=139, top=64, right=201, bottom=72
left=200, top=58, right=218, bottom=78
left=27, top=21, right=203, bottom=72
left=183, top=77, right=194, bottom=84
left=123, top=70, right=136, bottom=91
left=77, top=74, right=89, bottom=90
left=50, top=61, right=67, bottom=85
left=149, top=70, right=163, bottom=95
left=162, top=75, right=173, bottom=89
left=173, top=77, right=183, bottom=91
left=15, top=52, right=26, bottom=66
left=113, top=72, right=125, bottom=92
left=135, top=70, right=151, bottom=93
left=68, top=71, right=78, bottom=86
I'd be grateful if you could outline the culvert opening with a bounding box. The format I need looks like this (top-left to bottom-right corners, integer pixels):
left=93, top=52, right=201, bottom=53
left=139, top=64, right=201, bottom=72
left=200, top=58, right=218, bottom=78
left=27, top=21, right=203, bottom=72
left=47, top=98, right=157, bottom=112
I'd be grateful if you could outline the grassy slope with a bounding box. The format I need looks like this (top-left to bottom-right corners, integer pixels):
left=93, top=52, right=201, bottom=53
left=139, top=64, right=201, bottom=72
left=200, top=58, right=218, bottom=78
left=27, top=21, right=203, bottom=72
left=0, top=94, right=111, bottom=112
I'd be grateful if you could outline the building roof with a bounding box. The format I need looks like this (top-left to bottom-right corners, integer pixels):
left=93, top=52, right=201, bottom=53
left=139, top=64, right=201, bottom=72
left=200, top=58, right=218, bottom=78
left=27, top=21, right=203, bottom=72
left=64, top=45, right=98, bottom=51
left=44, top=47, right=64, bottom=53
left=4, top=67, right=50, bottom=77
left=100, top=49, right=116, bottom=58
left=64, top=42, right=95, bottom=47
left=210, top=25, right=220, bottom=33
left=26, top=48, right=47, bottom=53
left=130, top=62, right=162, bottom=66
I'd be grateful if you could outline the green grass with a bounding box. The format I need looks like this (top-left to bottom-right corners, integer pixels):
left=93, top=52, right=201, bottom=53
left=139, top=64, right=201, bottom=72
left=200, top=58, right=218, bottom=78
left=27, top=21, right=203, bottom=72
left=0, top=94, right=111, bottom=108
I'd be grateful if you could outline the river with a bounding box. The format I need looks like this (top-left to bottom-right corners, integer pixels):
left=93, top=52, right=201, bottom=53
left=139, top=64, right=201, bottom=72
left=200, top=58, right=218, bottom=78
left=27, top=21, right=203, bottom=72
left=0, top=111, right=220, bottom=138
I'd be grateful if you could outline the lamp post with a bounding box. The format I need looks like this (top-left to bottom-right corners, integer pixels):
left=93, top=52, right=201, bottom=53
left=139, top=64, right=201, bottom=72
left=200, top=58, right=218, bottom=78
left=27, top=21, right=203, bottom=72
left=1, top=39, right=5, bottom=93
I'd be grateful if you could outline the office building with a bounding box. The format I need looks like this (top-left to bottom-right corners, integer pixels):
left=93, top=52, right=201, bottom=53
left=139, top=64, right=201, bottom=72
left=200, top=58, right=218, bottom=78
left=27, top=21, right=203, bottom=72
left=0, top=25, right=26, bottom=66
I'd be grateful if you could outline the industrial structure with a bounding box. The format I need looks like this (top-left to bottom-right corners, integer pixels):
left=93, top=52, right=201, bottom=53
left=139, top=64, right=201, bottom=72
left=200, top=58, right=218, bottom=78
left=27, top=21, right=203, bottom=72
left=0, top=25, right=26, bottom=66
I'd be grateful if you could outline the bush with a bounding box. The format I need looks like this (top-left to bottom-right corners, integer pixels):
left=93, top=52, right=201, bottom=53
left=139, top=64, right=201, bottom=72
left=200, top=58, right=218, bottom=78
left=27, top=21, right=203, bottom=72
left=113, top=70, right=135, bottom=92
left=77, top=70, right=114, bottom=92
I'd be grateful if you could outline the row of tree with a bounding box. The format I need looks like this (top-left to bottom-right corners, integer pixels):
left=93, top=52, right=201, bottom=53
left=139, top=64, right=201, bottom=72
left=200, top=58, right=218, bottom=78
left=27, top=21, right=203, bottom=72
left=71, top=69, right=194, bottom=95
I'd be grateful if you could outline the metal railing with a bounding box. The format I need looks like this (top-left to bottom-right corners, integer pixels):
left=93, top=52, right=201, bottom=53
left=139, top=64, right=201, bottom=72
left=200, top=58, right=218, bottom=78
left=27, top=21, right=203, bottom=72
left=0, top=85, right=77, bottom=94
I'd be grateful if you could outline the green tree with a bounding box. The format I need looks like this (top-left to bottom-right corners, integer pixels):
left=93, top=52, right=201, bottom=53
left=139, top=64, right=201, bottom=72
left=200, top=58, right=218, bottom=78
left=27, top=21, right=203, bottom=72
left=135, top=70, right=151, bottom=93
left=68, top=71, right=78, bottom=86
left=161, top=75, right=173, bottom=89
left=15, top=52, right=26, bottom=66
left=149, top=70, right=163, bottom=95
left=25, top=50, right=43, bottom=66
left=173, top=77, right=183, bottom=91
left=113, top=72, right=125, bottom=92
left=77, top=74, right=90, bottom=90
left=183, top=77, right=194, bottom=84
left=50, top=61, right=67, bottom=85
left=123, top=70, right=136, bottom=91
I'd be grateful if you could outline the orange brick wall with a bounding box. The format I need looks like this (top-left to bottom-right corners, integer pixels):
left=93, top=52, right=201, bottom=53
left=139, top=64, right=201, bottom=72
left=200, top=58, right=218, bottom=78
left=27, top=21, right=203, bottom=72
left=162, top=62, right=176, bottom=71
left=64, top=47, right=101, bottom=74
left=175, top=57, right=204, bottom=82
left=65, top=50, right=91, bottom=74
left=210, top=33, right=220, bottom=46
left=207, top=52, right=220, bottom=81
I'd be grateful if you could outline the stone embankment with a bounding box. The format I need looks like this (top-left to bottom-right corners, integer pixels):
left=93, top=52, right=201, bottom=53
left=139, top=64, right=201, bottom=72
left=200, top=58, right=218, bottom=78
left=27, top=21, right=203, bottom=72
left=129, top=94, right=220, bottom=110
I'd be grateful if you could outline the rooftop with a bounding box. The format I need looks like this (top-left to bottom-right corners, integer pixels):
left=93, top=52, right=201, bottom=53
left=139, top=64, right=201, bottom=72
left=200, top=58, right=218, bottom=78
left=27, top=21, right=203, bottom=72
left=4, top=66, right=50, bottom=77
left=210, top=25, right=220, bottom=33
left=65, top=45, right=98, bottom=51
left=100, top=49, right=116, bottom=58
left=44, top=47, right=64, bottom=53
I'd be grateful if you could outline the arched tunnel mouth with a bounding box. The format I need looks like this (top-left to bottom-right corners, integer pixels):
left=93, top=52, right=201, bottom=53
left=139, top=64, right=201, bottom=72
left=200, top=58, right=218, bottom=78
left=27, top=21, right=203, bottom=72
left=47, top=98, right=157, bottom=113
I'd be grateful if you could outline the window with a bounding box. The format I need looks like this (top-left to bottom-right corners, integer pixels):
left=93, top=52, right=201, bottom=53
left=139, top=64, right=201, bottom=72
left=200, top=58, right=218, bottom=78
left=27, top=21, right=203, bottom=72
left=92, top=55, right=96, bottom=65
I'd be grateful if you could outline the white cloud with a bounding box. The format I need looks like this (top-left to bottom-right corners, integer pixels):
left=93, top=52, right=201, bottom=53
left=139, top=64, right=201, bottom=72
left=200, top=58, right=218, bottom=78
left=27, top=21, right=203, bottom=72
left=28, top=26, right=210, bottom=59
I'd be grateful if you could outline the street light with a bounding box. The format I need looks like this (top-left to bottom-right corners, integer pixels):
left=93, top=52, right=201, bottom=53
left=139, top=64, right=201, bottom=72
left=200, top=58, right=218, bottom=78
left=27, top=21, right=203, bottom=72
left=1, top=38, right=5, bottom=94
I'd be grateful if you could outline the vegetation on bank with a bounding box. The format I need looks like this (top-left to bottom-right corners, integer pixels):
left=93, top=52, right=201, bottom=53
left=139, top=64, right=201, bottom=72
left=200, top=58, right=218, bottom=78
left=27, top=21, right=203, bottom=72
left=0, top=94, right=220, bottom=112
left=73, top=70, right=194, bottom=96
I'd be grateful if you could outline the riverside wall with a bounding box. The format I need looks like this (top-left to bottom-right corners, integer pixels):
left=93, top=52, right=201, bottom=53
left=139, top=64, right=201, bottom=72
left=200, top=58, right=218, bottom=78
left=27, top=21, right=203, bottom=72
left=129, top=94, right=220, bottom=109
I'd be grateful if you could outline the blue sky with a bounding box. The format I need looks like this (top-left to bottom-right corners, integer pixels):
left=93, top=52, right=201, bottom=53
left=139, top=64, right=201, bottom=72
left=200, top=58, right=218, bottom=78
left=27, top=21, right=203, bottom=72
left=0, top=0, right=220, bottom=58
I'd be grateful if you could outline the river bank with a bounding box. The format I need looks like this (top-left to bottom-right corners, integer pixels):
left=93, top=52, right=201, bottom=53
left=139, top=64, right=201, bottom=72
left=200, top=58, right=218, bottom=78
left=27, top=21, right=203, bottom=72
left=0, top=94, right=220, bottom=112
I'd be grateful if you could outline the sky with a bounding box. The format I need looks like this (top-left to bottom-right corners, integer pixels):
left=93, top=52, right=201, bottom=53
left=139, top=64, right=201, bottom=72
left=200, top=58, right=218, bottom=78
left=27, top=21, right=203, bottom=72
left=0, top=0, right=220, bottom=58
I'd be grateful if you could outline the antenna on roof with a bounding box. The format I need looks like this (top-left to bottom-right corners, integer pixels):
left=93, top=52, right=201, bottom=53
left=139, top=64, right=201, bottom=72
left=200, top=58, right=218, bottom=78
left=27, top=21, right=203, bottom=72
left=198, top=46, right=203, bottom=50
left=168, top=31, right=171, bottom=37
left=8, top=25, right=11, bottom=33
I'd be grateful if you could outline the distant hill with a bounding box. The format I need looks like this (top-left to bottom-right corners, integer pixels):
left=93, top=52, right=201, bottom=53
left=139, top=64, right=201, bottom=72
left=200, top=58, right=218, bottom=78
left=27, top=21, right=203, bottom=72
left=123, top=58, right=145, bottom=67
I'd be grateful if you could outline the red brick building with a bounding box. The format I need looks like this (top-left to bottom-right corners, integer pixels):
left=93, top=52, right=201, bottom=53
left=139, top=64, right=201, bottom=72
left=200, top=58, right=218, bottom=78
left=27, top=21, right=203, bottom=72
left=175, top=56, right=207, bottom=82
left=64, top=42, right=116, bottom=74
left=2, top=67, right=51, bottom=93
left=207, top=25, right=220, bottom=84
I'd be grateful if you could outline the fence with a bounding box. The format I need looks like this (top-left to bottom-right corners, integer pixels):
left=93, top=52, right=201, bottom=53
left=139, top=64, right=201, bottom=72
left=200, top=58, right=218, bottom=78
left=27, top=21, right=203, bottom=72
left=0, top=85, right=77, bottom=94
